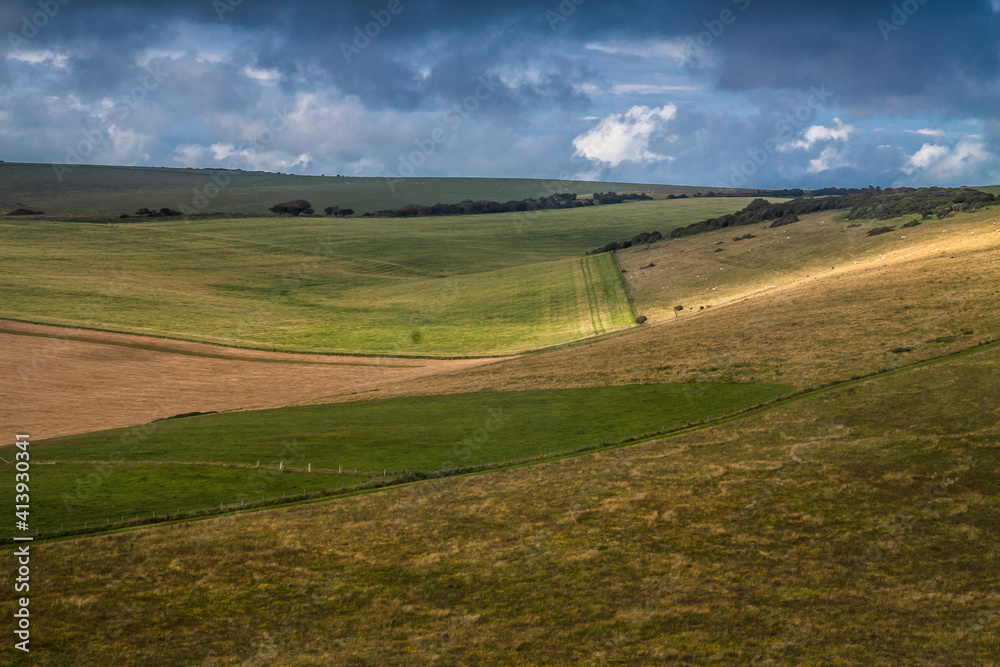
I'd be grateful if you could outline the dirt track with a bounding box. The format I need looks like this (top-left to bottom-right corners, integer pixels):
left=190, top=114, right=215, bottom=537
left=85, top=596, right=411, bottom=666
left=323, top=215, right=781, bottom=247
left=0, top=320, right=503, bottom=442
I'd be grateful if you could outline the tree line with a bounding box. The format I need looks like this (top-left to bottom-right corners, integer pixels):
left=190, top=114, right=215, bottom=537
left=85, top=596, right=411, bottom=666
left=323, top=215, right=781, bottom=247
left=268, top=200, right=354, bottom=217
left=667, top=187, right=996, bottom=239
left=360, top=192, right=652, bottom=218
left=586, top=186, right=996, bottom=252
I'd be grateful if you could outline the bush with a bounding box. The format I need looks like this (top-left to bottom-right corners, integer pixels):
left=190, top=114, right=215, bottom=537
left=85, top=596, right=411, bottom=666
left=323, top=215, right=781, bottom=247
left=902, top=219, right=921, bottom=228
left=587, top=230, right=662, bottom=255
left=7, top=208, right=44, bottom=215
left=269, top=200, right=313, bottom=216
left=866, top=226, right=896, bottom=237
left=635, top=315, right=648, bottom=325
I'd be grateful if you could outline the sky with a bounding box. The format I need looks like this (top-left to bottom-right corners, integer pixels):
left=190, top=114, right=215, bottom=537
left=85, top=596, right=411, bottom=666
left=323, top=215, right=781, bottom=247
left=1, top=0, right=1000, bottom=188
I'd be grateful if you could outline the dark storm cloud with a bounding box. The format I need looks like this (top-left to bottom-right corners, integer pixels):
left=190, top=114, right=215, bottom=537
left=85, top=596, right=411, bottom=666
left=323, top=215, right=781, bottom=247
left=6, top=0, right=998, bottom=112
left=2, top=0, right=999, bottom=186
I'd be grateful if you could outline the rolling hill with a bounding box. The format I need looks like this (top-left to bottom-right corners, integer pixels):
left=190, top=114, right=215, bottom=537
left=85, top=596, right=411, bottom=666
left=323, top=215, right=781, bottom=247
left=0, top=162, right=724, bottom=218
left=1, top=173, right=999, bottom=664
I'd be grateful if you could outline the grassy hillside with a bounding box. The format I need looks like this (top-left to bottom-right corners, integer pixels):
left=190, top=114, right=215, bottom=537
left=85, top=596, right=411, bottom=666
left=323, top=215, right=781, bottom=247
left=0, top=162, right=721, bottom=217
left=620, top=205, right=1000, bottom=322
left=12, top=382, right=791, bottom=535
left=9, top=338, right=999, bottom=664
left=0, top=198, right=760, bottom=355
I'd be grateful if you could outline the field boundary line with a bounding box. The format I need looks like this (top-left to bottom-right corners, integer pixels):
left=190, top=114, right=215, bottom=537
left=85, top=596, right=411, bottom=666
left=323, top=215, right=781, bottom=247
left=0, top=325, right=425, bottom=367
left=610, top=251, right=638, bottom=322
left=579, top=257, right=605, bottom=335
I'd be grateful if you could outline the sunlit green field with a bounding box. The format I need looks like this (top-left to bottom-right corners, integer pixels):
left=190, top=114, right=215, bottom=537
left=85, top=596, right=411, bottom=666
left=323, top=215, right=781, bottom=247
left=14, top=381, right=792, bottom=535
left=0, top=197, right=761, bottom=355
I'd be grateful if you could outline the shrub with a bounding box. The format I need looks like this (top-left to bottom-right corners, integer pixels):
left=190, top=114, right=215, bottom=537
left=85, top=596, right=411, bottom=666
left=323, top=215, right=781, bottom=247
left=269, top=200, right=313, bottom=216
left=6, top=208, right=44, bottom=215
left=902, top=219, right=921, bottom=228
left=866, top=226, right=895, bottom=237
left=635, top=315, right=648, bottom=325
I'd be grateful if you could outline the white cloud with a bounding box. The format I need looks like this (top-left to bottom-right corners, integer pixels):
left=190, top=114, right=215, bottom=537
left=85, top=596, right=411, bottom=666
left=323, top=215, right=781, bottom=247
left=904, top=143, right=950, bottom=172
left=104, top=126, right=152, bottom=165
left=807, top=146, right=850, bottom=173
left=585, top=39, right=714, bottom=68
left=572, top=104, right=677, bottom=166
left=781, top=117, right=854, bottom=150
left=242, top=66, right=281, bottom=81
left=611, top=83, right=702, bottom=95
left=174, top=142, right=312, bottom=172
left=905, top=128, right=946, bottom=137
left=903, top=140, right=990, bottom=178
left=7, top=49, right=70, bottom=69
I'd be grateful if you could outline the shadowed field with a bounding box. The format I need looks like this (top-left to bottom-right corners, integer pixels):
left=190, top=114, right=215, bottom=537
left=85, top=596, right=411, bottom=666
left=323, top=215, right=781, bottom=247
left=0, top=162, right=709, bottom=217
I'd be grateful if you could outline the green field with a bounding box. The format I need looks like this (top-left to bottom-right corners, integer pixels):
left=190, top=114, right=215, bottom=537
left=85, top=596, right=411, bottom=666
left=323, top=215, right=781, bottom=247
left=13, top=382, right=792, bottom=535
left=0, top=197, right=761, bottom=355
left=0, top=162, right=725, bottom=217
left=10, top=329, right=1000, bottom=664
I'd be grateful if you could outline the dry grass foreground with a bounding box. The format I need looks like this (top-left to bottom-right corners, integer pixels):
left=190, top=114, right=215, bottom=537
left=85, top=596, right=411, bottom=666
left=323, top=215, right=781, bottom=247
left=9, top=334, right=1000, bottom=664
left=378, top=215, right=1000, bottom=399
left=0, top=320, right=502, bottom=442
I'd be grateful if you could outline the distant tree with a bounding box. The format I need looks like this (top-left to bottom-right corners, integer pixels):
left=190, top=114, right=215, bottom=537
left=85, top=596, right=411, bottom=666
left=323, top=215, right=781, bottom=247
left=674, top=305, right=683, bottom=317
left=635, top=315, right=648, bottom=325
left=269, top=200, right=313, bottom=216
left=324, top=206, right=340, bottom=216
left=136, top=208, right=151, bottom=216
left=335, top=208, right=355, bottom=217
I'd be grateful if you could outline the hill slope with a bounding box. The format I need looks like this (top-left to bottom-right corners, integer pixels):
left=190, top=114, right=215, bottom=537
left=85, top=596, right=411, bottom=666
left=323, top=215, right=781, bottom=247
left=0, top=162, right=715, bottom=217
left=0, top=198, right=760, bottom=355
left=13, top=332, right=1000, bottom=664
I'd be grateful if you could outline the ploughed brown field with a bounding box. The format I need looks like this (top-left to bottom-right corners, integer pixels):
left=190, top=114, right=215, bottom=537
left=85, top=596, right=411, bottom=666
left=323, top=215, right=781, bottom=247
left=0, top=320, right=503, bottom=442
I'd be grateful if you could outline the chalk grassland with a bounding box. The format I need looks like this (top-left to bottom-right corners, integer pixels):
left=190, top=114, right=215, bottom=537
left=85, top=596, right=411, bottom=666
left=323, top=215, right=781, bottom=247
left=0, top=162, right=716, bottom=217
left=10, top=382, right=791, bottom=535
left=0, top=321, right=503, bottom=441
left=0, top=198, right=759, bottom=355
left=389, top=207, right=1000, bottom=398
left=620, top=205, right=1000, bottom=322
left=9, top=343, right=1000, bottom=664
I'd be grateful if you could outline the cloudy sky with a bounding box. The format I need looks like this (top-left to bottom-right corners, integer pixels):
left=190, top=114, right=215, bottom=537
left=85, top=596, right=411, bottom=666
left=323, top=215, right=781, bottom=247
left=2, top=0, right=1000, bottom=188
